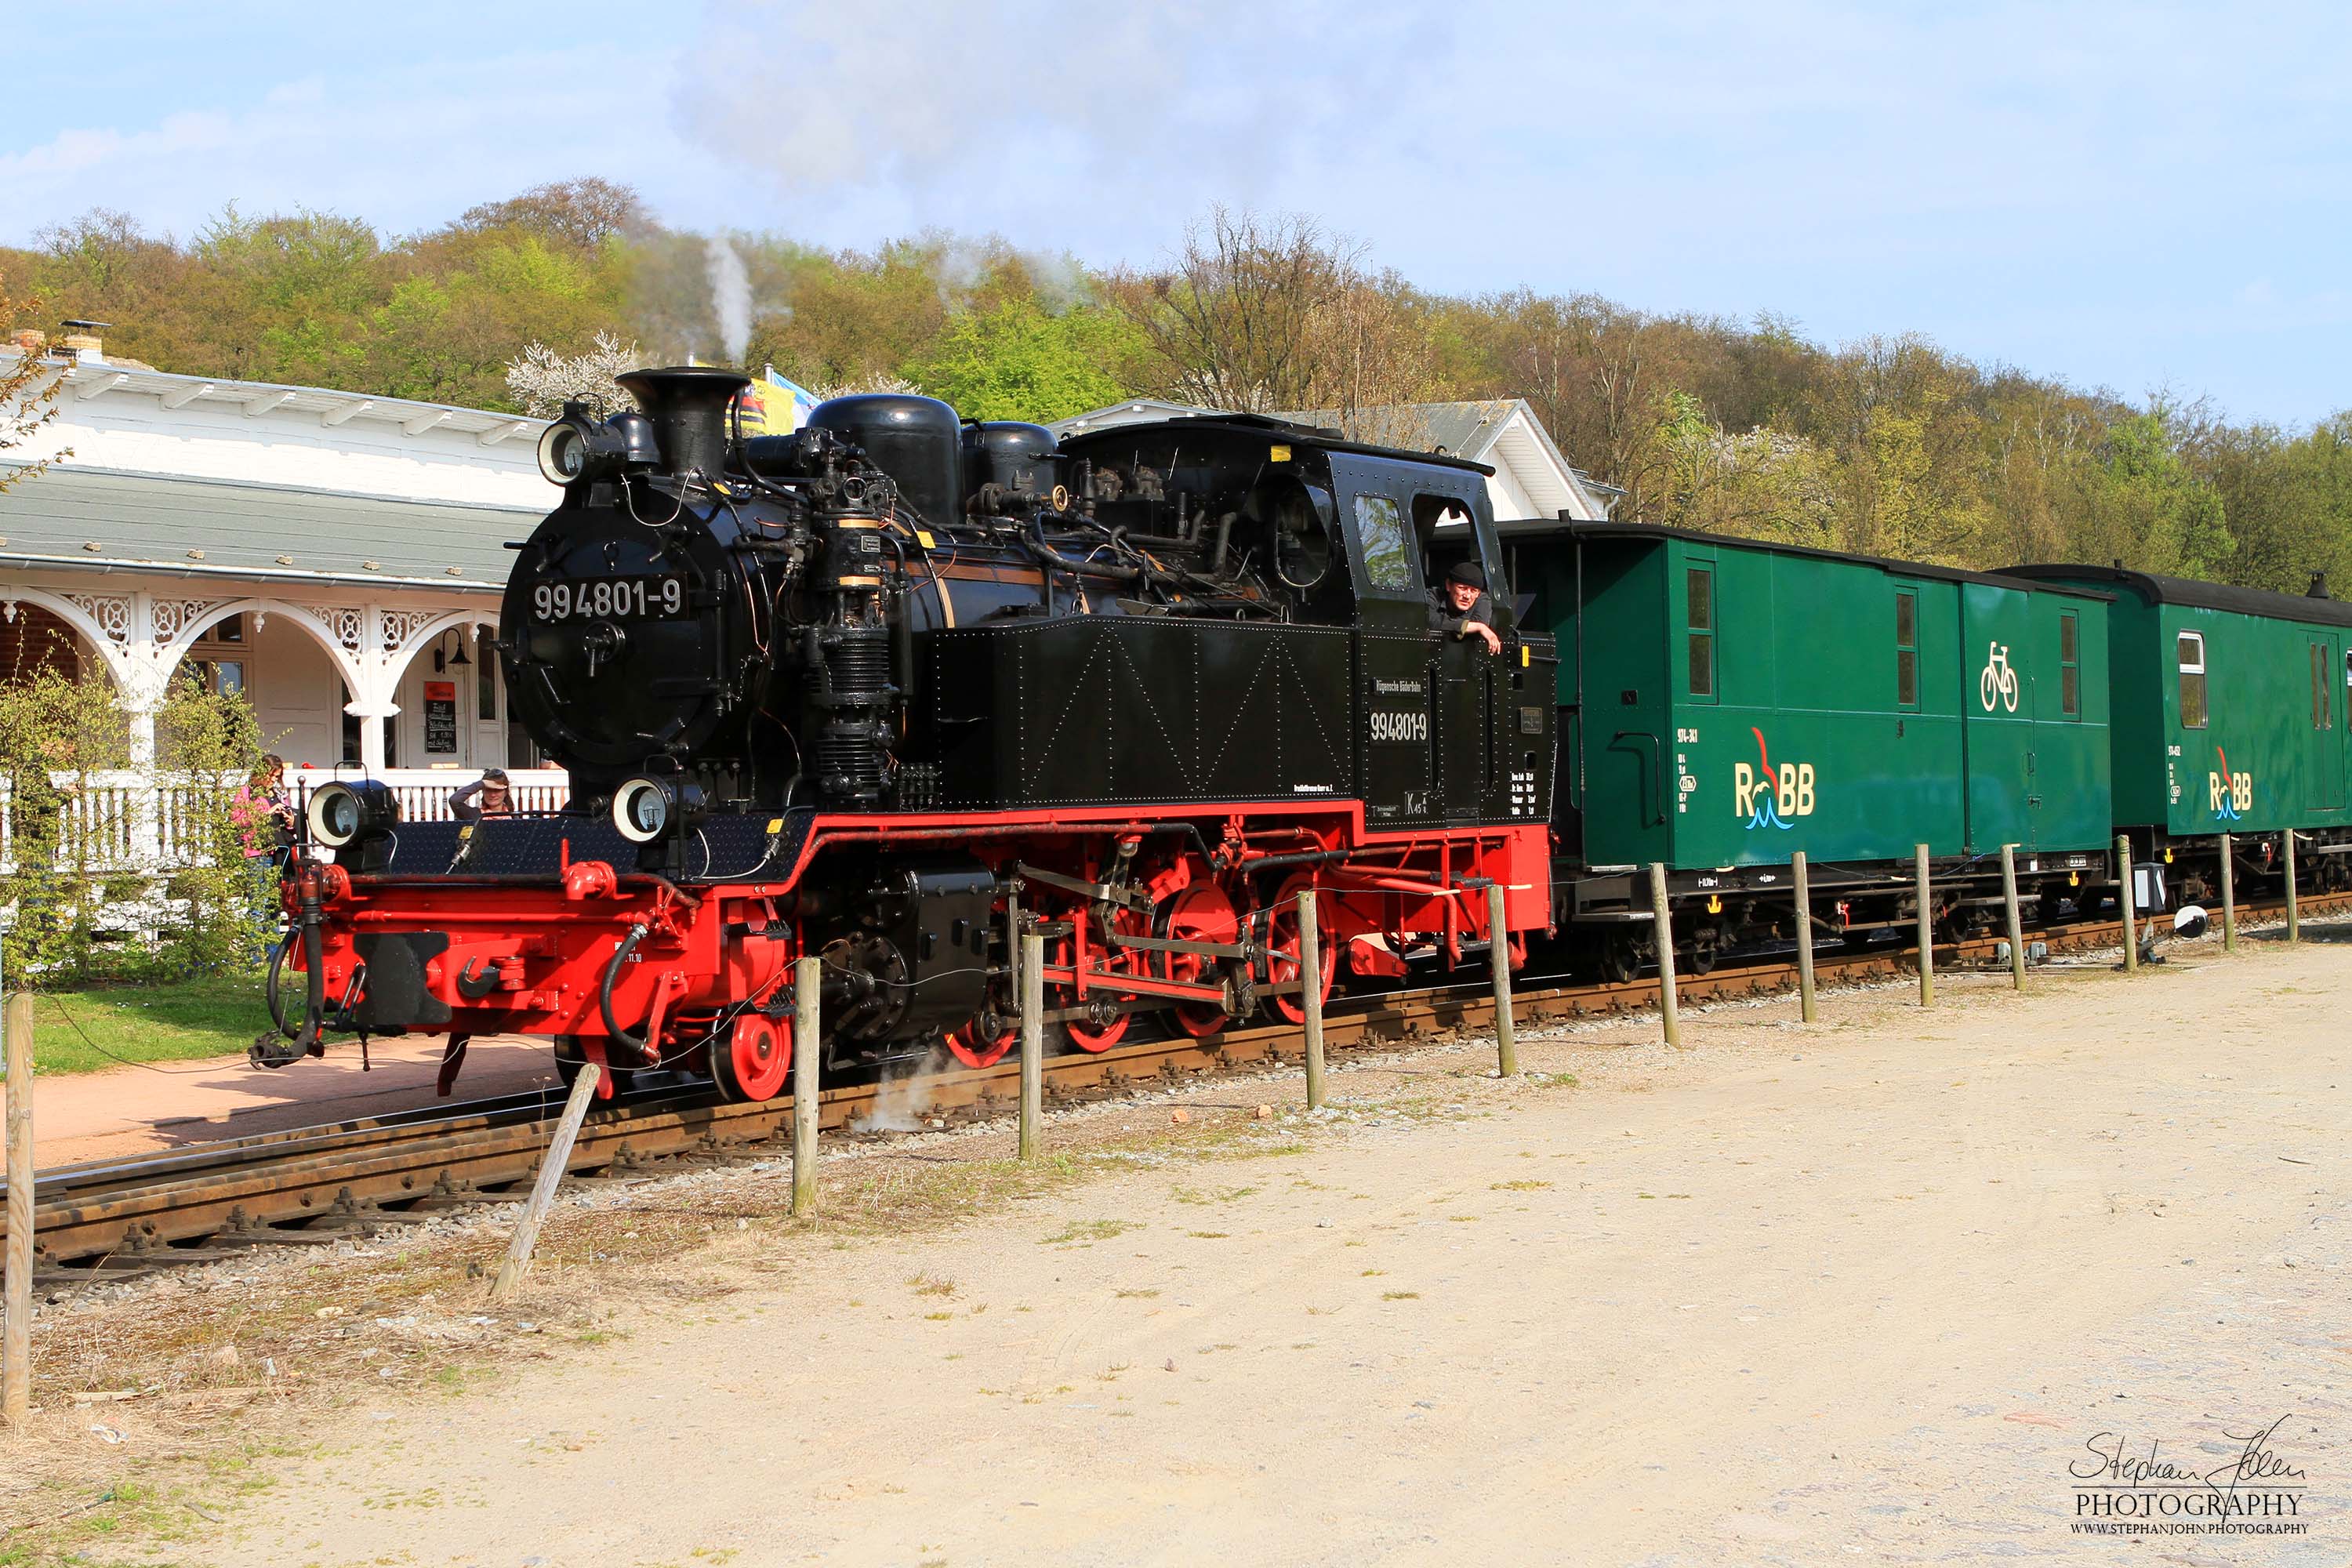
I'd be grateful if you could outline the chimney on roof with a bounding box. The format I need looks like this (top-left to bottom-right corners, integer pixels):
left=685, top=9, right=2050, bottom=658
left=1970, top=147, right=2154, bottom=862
left=9, top=328, right=45, bottom=358
left=60, top=318, right=110, bottom=365
left=2310, top=571, right=2331, bottom=601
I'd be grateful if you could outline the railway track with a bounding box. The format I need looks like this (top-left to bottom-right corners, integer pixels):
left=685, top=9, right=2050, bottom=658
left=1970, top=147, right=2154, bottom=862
left=9, top=893, right=2341, bottom=1287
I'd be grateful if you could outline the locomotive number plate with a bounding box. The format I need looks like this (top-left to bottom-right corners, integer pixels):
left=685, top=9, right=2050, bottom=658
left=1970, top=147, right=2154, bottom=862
left=530, top=575, right=688, bottom=622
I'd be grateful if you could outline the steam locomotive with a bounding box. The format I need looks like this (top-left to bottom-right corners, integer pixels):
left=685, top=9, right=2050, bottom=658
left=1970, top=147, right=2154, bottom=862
left=260, top=368, right=1557, bottom=1096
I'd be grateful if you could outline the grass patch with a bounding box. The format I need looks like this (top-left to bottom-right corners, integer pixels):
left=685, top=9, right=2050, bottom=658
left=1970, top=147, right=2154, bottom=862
left=1381, top=1290, right=1421, bottom=1301
left=1039, top=1219, right=1139, bottom=1246
left=28, top=978, right=275, bottom=1074
left=1490, top=1179, right=1553, bottom=1192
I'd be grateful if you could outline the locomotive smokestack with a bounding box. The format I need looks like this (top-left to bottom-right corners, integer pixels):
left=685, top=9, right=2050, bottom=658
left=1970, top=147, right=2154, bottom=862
left=617, top=366, right=750, bottom=484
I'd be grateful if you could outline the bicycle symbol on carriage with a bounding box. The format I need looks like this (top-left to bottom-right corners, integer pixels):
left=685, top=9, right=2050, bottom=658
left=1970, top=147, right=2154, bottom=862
left=1979, top=641, right=2020, bottom=712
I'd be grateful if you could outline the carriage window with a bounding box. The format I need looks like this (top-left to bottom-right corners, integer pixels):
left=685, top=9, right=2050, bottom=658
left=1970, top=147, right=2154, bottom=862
left=2177, top=631, right=2207, bottom=729
left=2060, top=612, right=2079, bottom=717
left=1352, top=495, right=1414, bottom=593
left=1894, top=590, right=1918, bottom=708
left=2311, top=643, right=2334, bottom=731
left=1686, top=565, right=1715, bottom=699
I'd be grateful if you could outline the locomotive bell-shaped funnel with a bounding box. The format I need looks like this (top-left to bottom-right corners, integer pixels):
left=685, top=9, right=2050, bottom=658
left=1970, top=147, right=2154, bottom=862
left=616, top=366, right=751, bottom=483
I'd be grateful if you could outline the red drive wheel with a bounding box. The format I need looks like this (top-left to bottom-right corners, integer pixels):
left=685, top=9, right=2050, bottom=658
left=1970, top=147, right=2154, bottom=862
left=1159, top=882, right=1239, bottom=1037
left=1053, top=911, right=1142, bottom=1053
left=1264, top=873, right=1338, bottom=1025
left=711, top=1014, right=791, bottom=1102
left=944, top=1014, right=1016, bottom=1069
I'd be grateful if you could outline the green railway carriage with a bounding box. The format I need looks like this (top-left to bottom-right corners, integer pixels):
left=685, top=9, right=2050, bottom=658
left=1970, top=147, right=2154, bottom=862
left=2002, top=565, right=2352, bottom=897
left=1510, top=522, right=2115, bottom=967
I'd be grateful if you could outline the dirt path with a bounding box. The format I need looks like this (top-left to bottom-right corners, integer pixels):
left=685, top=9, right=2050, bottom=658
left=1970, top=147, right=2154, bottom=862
left=29, top=1033, right=561, bottom=1167
left=115, top=937, right=2352, bottom=1563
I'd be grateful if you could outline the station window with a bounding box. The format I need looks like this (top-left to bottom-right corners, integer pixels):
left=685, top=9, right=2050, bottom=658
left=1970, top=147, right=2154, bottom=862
left=476, top=626, right=497, bottom=722
left=2176, top=631, right=2207, bottom=728
left=1894, top=590, right=1918, bottom=708
left=2059, top=612, right=2080, bottom=717
left=2311, top=643, right=2335, bottom=731
left=1686, top=564, right=1715, bottom=699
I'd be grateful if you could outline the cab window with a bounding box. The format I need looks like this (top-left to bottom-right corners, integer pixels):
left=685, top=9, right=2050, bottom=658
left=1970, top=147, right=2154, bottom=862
left=1351, top=495, right=1415, bottom=594
left=2177, top=631, right=2207, bottom=728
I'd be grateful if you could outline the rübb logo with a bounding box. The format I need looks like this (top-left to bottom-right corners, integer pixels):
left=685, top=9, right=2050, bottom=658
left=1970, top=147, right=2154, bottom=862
left=1733, top=727, right=1816, bottom=830
left=2209, top=745, right=2250, bottom=819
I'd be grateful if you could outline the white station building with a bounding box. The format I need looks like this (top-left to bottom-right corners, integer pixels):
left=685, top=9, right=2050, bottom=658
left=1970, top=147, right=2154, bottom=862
left=0, top=333, right=558, bottom=804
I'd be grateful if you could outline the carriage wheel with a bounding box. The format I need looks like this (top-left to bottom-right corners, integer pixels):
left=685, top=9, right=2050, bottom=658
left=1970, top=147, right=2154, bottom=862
left=711, top=1014, right=792, bottom=1103
left=1262, top=873, right=1338, bottom=1025
left=1158, top=882, right=1240, bottom=1037
left=1598, top=933, right=1640, bottom=985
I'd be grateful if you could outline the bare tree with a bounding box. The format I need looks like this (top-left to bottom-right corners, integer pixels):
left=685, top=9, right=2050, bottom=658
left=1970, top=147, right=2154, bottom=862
left=1110, top=209, right=1352, bottom=413
left=1, top=270, right=67, bottom=492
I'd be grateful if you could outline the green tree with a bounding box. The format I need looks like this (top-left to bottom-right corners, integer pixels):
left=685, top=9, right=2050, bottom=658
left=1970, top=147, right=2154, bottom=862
left=903, top=299, right=1138, bottom=422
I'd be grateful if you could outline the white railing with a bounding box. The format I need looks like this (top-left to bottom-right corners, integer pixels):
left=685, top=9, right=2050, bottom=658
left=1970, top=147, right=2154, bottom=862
left=0, top=768, right=245, bottom=875
left=0, top=767, right=574, bottom=873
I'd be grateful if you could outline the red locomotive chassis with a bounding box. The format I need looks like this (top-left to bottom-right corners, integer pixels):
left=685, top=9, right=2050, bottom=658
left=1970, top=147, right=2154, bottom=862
left=288, top=800, right=1550, bottom=1097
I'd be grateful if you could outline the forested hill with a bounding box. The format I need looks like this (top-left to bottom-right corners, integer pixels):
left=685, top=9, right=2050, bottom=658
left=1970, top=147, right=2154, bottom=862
left=5, top=180, right=2346, bottom=597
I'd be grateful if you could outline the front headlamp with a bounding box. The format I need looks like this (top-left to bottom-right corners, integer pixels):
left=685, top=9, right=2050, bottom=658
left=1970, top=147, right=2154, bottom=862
left=307, top=779, right=401, bottom=848
left=612, top=776, right=706, bottom=844
left=535, top=402, right=662, bottom=489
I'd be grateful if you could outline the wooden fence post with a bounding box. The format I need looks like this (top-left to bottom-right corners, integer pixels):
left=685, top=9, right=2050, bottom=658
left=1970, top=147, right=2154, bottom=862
left=1298, top=891, right=1327, bottom=1107
left=1791, top=851, right=1817, bottom=1024
left=1649, top=862, right=1680, bottom=1047
left=3, top=985, right=31, bottom=1428
left=2219, top=832, right=2237, bottom=952
left=1914, top=844, right=1934, bottom=1007
left=2000, top=844, right=2026, bottom=990
left=792, top=956, right=819, bottom=1216
left=1486, top=881, right=1516, bottom=1078
left=490, top=1059, right=601, bottom=1302
left=2284, top=829, right=2300, bottom=945
left=2117, top=835, right=2138, bottom=972
left=1018, top=931, right=1044, bottom=1161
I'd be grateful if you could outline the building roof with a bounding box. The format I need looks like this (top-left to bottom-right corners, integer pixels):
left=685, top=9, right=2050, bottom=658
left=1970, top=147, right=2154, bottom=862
left=0, top=466, right=531, bottom=591
left=2000, top=564, right=2352, bottom=629
left=5, top=349, right=542, bottom=449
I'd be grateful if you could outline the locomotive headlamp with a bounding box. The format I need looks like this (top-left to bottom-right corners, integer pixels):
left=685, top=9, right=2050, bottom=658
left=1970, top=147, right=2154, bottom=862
left=306, top=779, right=401, bottom=849
left=536, top=420, right=587, bottom=486
left=535, top=404, right=662, bottom=488
left=612, top=776, right=706, bottom=844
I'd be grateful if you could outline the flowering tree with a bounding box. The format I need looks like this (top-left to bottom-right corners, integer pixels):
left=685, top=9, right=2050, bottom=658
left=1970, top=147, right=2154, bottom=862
left=503, top=330, right=643, bottom=419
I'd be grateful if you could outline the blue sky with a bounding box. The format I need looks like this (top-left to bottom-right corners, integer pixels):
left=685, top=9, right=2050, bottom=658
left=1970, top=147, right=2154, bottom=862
left=6, top=2, right=2347, bottom=427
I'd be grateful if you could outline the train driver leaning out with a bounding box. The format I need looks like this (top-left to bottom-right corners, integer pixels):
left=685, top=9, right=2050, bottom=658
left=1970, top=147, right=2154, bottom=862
left=448, top=767, right=515, bottom=822
left=1433, top=560, right=1503, bottom=656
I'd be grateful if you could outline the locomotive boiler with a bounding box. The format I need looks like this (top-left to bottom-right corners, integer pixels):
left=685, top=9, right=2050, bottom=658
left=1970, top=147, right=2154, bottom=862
left=258, top=368, right=1559, bottom=1096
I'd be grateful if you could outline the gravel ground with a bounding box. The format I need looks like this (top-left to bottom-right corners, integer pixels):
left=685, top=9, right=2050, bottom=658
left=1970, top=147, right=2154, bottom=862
left=5, top=925, right=2347, bottom=1566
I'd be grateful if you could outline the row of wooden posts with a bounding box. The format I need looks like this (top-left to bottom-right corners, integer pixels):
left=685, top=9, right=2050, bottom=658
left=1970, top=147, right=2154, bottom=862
left=0, top=829, right=2310, bottom=1426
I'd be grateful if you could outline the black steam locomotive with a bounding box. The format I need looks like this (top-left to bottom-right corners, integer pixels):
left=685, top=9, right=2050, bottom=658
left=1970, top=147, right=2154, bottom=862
left=274, top=368, right=1556, bottom=1097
